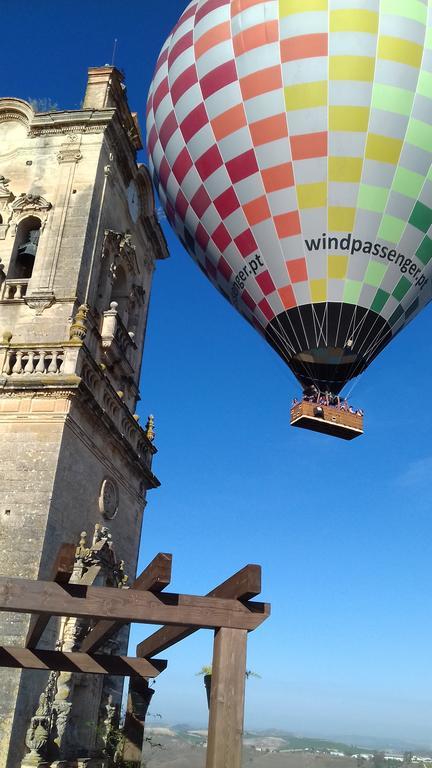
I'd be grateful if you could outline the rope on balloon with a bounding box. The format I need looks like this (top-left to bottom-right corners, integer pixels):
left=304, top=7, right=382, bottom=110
left=269, top=312, right=319, bottom=389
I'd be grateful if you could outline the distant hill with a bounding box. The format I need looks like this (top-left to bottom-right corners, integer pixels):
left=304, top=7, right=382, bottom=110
left=143, top=725, right=432, bottom=768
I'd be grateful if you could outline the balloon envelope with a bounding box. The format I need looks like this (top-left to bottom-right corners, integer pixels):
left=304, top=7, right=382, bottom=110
left=147, top=0, right=432, bottom=393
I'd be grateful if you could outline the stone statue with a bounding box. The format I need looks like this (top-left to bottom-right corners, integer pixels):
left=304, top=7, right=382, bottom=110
left=22, top=671, right=58, bottom=766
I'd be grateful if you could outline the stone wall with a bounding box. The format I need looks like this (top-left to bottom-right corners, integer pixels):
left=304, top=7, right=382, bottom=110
left=0, top=394, right=65, bottom=765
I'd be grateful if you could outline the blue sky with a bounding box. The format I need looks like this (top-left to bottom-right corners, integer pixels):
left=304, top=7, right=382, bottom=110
left=4, top=0, right=432, bottom=746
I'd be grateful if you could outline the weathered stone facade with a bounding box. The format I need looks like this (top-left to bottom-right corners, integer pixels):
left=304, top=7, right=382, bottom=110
left=0, top=67, right=168, bottom=767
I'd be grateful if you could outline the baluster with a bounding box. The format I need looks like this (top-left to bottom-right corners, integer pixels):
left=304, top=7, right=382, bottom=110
left=48, top=351, right=59, bottom=374
left=5, top=284, right=12, bottom=300
left=17, top=283, right=24, bottom=299
left=12, top=350, right=23, bottom=374
left=24, top=351, right=35, bottom=374
left=4, top=350, right=13, bottom=375
left=35, top=351, right=46, bottom=374
left=58, top=353, right=64, bottom=374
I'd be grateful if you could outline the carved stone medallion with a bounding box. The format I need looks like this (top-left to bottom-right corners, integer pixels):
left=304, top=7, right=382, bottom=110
left=99, top=477, right=119, bottom=520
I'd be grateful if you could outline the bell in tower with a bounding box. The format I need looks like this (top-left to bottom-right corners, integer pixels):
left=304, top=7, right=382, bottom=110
left=16, top=226, right=40, bottom=278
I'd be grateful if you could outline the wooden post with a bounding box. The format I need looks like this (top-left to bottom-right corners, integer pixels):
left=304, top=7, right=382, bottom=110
left=121, top=677, right=155, bottom=762
left=206, top=627, right=247, bottom=768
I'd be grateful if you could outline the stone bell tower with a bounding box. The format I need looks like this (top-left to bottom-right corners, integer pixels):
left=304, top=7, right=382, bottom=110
left=0, top=67, right=168, bottom=767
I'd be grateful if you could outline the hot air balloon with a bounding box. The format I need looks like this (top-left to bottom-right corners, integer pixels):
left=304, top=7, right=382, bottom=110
left=147, top=0, right=432, bottom=439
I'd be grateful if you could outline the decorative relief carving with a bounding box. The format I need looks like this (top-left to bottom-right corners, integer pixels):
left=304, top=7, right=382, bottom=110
left=102, top=229, right=141, bottom=276
left=57, top=134, right=82, bottom=164
left=0, top=388, right=76, bottom=400
left=0, top=176, right=14, bottom=239
left=23, top=672, right=58, bottom=765
left=24, top=292, right=55, bottom=314
left=9, top=192, right=52, bottom=236
left=0, top=176, right=12, bottom=199
left=29, top=125, right=105, bottom=138
left=11, top=193, right=51, bottom=215
left=0, top=110, right=29, bottom=127
left=22, top=525, right=129, bottom=764
left=57, top=148, right=82, bottom=164
left=99, top=477, right=119, bottom=520
left=0, top=181, right=52, bottom=239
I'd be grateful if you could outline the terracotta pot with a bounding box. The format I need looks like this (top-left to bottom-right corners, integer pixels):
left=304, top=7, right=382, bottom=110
left=204, top=674, right=212, bottom=709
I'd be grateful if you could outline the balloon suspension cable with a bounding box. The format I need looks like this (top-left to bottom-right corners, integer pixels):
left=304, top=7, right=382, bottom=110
left=343, top=373, right=362, bottom=402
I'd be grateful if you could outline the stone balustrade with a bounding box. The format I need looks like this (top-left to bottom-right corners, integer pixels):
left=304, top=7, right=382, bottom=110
left=2, top=279, right=29, bottom=300
left=3, top=348, right=65, bottom=375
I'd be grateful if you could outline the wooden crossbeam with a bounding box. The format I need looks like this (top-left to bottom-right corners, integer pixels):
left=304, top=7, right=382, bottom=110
left=136, top=564, right=261, bottom=658
left=0, top=577, right=270, bottom=631
left=0, top=646, right=167, bottom=677
left=80, top=553, right=172, bottom=653
left=26, top=542, right=76, bottom=649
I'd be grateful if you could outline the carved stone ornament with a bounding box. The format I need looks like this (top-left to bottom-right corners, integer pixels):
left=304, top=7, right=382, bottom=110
left=10, top=192, right=51, bottom=215
left=23, top=670, right=58, bottom=765
left=0, top=175, right=12, bottom=201
left=102, top=229, right=141, bottom=276
left=145, top=414, right=155, bottom=443
left=24, top=291, right=55, bottom=315
left=69, top=303, right=89, bottom=341
left=9, top=192, right=52, bottom=236
left=99, top=477, right=119, bottom=520
left=57, top=135, right=82, bottom=164
left=0, top=176, right=14, bottom=239
left=57, top=148, right=82, bottom=164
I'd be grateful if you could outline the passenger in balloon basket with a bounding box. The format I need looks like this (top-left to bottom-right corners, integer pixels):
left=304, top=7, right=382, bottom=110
left=291, top=388, right=364, bottom=418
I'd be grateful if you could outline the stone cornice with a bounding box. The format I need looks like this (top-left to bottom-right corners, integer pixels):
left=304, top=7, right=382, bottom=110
left=28, top=108, right=117, bottom=136
left=142, top=214, right=169, bottom=262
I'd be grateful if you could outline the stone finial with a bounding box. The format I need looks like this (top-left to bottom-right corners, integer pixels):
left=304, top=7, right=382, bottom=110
left=145, top=414, right=155, bottom=442
left=69, top=304, right=89, bottom=342
left=76, top=531, right=88, bottom=560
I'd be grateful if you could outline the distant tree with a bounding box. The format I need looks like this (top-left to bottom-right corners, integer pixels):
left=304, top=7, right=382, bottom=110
left=28, top=98, right=59, bottom=113
left=404, top=753, right=413, bottom=764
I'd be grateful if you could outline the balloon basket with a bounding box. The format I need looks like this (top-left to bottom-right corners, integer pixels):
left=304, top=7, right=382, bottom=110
left=290, top=401, right=363, bottom=441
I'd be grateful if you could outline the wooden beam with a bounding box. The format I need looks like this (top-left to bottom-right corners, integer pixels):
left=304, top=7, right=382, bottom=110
left=26, top=542, right=76, bottom=649
left=0, top=577, right=270, bottom=631
left=80, top=553, right=172, bottom=653
left=136, top=564, right=261, bottom=658
left=0, top=647, right=167, bottom=677
left=206, top=628, right=247, bottom=768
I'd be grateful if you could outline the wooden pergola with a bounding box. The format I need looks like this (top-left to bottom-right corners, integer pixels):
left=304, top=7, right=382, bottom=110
left=0, top=544, right=270, bottom=768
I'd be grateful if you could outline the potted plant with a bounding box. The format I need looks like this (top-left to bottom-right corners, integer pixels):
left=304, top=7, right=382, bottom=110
left=196, top=665, right=213, bottom=708
left=196, top=666, right=260, bottom=709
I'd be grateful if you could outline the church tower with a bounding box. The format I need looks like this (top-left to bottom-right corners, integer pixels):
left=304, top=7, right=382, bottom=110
left=0, top=67, right=167, bottom=766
